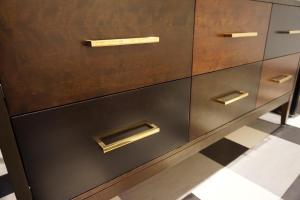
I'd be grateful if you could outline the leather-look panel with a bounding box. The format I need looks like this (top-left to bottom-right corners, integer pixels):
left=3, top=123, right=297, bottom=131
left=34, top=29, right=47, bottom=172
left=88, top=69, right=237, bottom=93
left=265, top=4, right=300, bottom=59
left=190, top=62, right=262, bottom=140
left=12, top=78, right=191, bottom=200
left=257, top=54, right=300, bottom=107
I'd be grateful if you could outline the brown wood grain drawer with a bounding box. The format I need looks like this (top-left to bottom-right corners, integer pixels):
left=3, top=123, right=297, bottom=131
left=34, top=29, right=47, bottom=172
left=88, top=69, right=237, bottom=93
left=257, top=54, right=300, bottom=107
left=193, top=0, right=271, bottom=75
left=0, top=0, right=195, bottom=115
left=264, top=4, right=300, bottom=59
left=11, top=78, right=191, bottom=200
left=190, top=62, right=262, bottom=140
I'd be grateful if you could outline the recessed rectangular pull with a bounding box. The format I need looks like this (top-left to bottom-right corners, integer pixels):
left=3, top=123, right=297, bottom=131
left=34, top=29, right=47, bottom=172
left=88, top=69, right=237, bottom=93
left=279, top=30, right=300, bottom=35
left=216, top=91, right=249, bottom=106
left=223, top=32, right=258, bottom=38
left=271, top=74, right=293, bottom=84
left=86, top=36, right=160, bottom=48
left=95, top=122, right=160, bottom=153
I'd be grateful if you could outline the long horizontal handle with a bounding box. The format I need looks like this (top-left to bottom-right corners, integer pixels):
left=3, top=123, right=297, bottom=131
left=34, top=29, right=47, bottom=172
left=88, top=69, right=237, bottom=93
left=223, top=32, right=258, bottom=38
left=95, top=122, right=160, bottom=153
left=279, top=30, right=300, bottom=35
left=86, top=36, right=159, bottom=48
left=271, top=74, right=293, bottom=84
left=216, top=91, right=249, bottom=106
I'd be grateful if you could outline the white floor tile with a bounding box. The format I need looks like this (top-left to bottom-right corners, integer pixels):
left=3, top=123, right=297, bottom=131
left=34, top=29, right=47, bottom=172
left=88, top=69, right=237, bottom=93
left=229, top=135, right=300, bottom=196
left=259, top=113, right=281, bottom=124
left=259, top=112, right=300, bottom=129
left=0, top=193, right=16, bottom=200
left=226, top=126, right=269, bottom=148
left=192, top=168, right=281, bottom=200
left=287, top=115, right=300, bottom=128
left=121, top=154, right=222, bottom=200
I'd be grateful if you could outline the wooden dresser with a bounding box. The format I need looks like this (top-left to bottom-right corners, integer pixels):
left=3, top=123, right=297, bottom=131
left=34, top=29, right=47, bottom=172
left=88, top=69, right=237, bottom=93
left=0, top=0, right=300, bottom=199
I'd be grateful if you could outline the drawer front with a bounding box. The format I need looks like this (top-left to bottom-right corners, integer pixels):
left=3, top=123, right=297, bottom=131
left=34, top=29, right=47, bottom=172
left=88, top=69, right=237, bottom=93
left=11, top=79, right=191, bottom=200
left=256, top=0, right=300, bottom=6
left=257, top=54, right=300, bottom=107
left=265, top=4, right=300, bottom=59
left=190, top=62, right=261, bottom=140
left=0, top=0, right=195, bottom=115
left=192, top=0, right=271, bottom=75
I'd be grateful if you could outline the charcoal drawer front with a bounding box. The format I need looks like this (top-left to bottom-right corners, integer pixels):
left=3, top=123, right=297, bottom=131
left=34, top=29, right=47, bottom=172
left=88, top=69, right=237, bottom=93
left=0, top=0, right=195, bottom=116
left=193, top=0, right=271, bottom=75
left=11, top=78, right=191, bottom=200
left=257, top=54, right=300, bottom=107
left=190, top=62, right=262, bottom=140
left=265, top=4, right=300, bottom=59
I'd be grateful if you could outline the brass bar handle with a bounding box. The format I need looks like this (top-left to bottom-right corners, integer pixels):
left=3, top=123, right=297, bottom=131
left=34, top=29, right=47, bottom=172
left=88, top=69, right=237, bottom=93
left=279, top=30, right=300, bottom=35
left=216, top=91, right=249, bottom=106
left=86, top=36, right=159, bottom=48
left=223, top=32, right=258, bottom=38
left=271, top=74, right=293, bottom=84
left=95, top=122, right=160, bottom=153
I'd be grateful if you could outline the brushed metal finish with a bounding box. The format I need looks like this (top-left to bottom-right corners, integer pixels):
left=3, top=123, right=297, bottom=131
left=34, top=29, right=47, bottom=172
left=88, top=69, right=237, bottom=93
left=216, top=91, right=249, bottom=105
left=86, top=37, right=160, bottom=48
left=271, top=74, right=293, bottom=84
left=95, top=122, right=160, bottom=153
left=279, top=30, right=300, bottom=34
left=223, top=32, right=258, bottom=38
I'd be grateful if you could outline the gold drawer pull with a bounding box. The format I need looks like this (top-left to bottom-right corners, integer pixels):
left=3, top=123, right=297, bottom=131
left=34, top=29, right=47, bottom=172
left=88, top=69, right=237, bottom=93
left=271, top=74, right=293, bottom=84
left=216, top=91, right=249, bottom=106
left=223, top=32, right=258, bottom=38
left=279, top=30, right=300, bottom=35
left=86, top=36, right=160, bottom=48
left=95, top=122, right=160, bottom=153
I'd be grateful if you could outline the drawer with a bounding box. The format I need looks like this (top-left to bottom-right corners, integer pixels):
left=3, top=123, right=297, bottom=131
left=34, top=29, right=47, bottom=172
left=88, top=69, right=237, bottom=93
left=193, top=0, right=271, bottom=75
left=0, top=0, right=195, bottom=115
left=256, top=0, right=300, bottom=6
left=257, top=54, right=300, bottom=107
left=265, top=4, right=300, bottom=59
left=11, top=79, right=190, bottom=200
left=190, top=62, right=261, bottom=140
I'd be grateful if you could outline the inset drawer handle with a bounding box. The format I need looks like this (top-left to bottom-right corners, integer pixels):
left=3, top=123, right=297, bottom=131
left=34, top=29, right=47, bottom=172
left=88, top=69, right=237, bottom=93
left=278, top=30, right=300, bottom=35
left=216, top=91, right=249, bottom=106
left=95, top=122, right=160, bottom=153
left=271, top=74, right=293, bottom=84
left=223, top=32, right=258, bottom=38
left=85, top=36, right=160, bottom=48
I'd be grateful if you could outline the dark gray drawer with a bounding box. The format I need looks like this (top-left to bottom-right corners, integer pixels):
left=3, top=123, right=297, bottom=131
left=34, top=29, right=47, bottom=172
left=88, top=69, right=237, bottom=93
left=257, top=54, right=300, bottom=107
left=265, top=4, right=300, bottom=59
left=12, top=78, right=191, bottom=200
left=190, top=62, right=262, bottom=140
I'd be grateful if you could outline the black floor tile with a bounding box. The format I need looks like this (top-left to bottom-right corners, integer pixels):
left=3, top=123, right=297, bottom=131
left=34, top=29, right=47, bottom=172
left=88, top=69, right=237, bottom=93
left=272, top=125, right=300, bottom=145
left=283, top=175, right=300, bottom=200
left=0, top=174, right=13, bottom=198
left=200, top=138, right=249, bottom=166
left=247, top=119, right=280, bottom=134
left=182, top=193, right=200, bottom=200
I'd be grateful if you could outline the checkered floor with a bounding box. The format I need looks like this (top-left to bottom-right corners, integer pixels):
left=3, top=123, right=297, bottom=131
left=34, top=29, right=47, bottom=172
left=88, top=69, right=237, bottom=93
left=1, top=112, right=300, bottom=200
left=117, top=114, right=300, bottom=200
